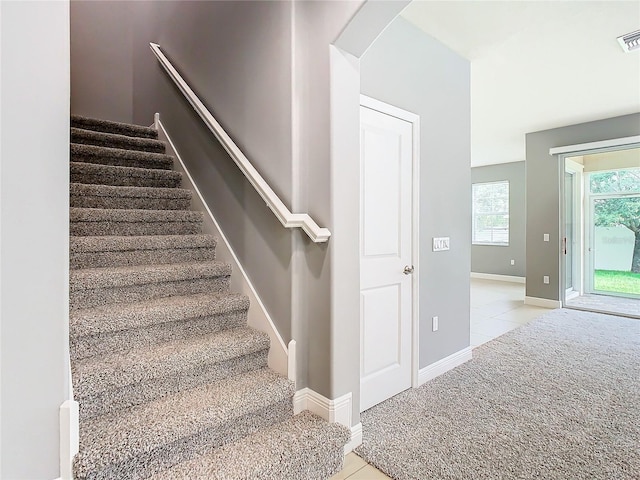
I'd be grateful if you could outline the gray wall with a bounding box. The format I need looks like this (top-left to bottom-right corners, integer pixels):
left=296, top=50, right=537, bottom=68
left=526, top=113, right=640, bottom=301
left=71, top=0, right=133, bottom=123
left=132, top=0, right=295, bottom=342
left=471, top=161, right=526, bottom=277
left=292, top=0, right=364, bottom=408
left=361, top=17, right=471, bottom=367
left=1, top=1, right=70, bottom=478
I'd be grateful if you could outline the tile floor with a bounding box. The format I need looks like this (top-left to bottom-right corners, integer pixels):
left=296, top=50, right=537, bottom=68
left=470, top=278, right=554, bottom=347
left=331, top=278, right=555, bottom=479
left=330, top=452, right=391, bottom=479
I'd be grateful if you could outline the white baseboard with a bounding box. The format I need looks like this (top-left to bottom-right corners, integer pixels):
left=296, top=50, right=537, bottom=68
left=59, top=400, right=79, bottom=480
left=524, top=296, right=562, bottom=309
left=293, top=388, right=361, bottom=452
left=471, top=272, right=526, bottom=284
left=418, top=346, right=473, bottom=386
left=293, top=388, right=352, bottom=425
left=346, top=423, right=363, bottom=454
left=156, top=115, right=289, bottom=377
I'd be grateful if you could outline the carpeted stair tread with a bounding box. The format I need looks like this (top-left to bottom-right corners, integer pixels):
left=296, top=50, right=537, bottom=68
left=70, top=292, right=250, bottom=361
left=73, top=368, right=295, bottom=480
left=71, top=161, right=182, bottom=188
left=70, top=183, right=192, bottom=210
left=70, top=291, right=248, bottom=339
left=71, top=114, right=159, bottom=139
left=70, top=207, right=203, bottom=236
left=70, top=207, right=201, bottom=223
left=74, top=326, right=269, bottom=396
left=69, top=260, right=231, bottom=310
left=68, top=115, right=350, bottom=480
left=70, top=234, right=216, bottom=269
left=70, top=260, right=230, bottom=291
left=74, top=326, right=270, bottom=420
left=149, top=411, right=351, bottom=480
left=71, top=143, right=173, bottom=170
left=71, top=234, right=216, bottom=254
left=71, top=127, right=166, bottom=154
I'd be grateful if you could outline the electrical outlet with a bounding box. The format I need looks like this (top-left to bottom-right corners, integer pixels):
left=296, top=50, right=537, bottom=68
left=510, top=259, right=515, bottom=266
left=543, top=275, right=550, bottom=284
left=432, top=316, right=439, bottom=332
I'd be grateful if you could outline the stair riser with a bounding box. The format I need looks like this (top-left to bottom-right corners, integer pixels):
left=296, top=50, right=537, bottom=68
left=71, top=132, right=166, bottom=154
left=70, top=277, right=230, bottom=310
left=70, top=195, right=191, bottom=211
left=70, top=247, right=215, bottom=270
left=71, top=170, right=181, bottom=189
left=70, top=221, right=202, bottom=236
left=74, top=399, right=293, bottom=480
left=77, top=350, right=269, bottom=421
left=70, top=309, right=247, bottom=361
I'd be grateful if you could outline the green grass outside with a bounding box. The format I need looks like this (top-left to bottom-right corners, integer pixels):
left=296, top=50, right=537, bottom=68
left=594, top=270, right=640, bottom=295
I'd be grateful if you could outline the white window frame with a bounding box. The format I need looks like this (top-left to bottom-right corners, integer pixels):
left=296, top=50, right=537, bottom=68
left=472, top=180, right=510, bottom=246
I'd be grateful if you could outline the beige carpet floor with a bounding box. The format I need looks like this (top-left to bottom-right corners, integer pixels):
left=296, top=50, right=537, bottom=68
left=356, top=308, right=640, bottom=479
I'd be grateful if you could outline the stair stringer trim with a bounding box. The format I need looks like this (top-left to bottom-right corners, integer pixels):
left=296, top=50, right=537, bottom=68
left=59, top=399, right=79, bottom=480
left=155, top=115, right=289, bottom=378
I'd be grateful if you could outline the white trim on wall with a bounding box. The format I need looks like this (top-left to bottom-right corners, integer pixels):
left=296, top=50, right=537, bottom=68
left=293, top=388, right=362, bottom=453
left=155, top=115, right=290, bottom=377
left=524, top=296, right=562, bottom=309
left=470, top=272, right=526, bottom=284
left=417, top=347, right=473, bottom=386
left=549, top=135, right=640, bottom=156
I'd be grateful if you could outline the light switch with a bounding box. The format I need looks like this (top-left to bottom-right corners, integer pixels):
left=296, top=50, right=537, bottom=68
left=433, top=237, right=450, bottom=252
left=543, top=234, right=550, bottom=242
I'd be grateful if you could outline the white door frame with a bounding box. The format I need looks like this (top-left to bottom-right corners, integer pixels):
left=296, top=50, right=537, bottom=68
left=359, top=94, right=421, bottom=389
left=563, top=158, right=584, bottom=302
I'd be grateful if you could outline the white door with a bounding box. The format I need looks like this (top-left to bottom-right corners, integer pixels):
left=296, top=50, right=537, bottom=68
left=360, top=101, right=415, bottom=412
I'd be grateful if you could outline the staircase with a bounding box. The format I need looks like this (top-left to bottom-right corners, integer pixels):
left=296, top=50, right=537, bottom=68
left=69, top=115, right=349, bottom=479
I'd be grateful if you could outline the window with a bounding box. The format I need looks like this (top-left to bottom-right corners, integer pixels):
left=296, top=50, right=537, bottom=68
left=589, top=168, right=640, bottom=195
left=472, top=181, right=509, bottom=245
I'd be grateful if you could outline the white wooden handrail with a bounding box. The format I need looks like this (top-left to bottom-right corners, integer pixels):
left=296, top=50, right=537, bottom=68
left=150, top=43, right=330, bottom=243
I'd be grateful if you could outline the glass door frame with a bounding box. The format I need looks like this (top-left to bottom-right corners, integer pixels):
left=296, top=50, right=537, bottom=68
left=563, top=158, right=584, bottom=302
left=555, top=138, right=640, bottom=308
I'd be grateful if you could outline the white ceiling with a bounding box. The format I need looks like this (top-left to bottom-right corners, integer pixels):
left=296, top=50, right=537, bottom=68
left=401, top=1, right=640, bottom=167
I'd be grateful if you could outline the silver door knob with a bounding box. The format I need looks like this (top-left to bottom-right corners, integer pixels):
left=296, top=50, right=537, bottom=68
left=403, top=265, right=414, bottom=275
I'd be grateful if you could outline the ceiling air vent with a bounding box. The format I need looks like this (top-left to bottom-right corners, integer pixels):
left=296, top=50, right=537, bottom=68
left=617, top=29, right=640, bottom=53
